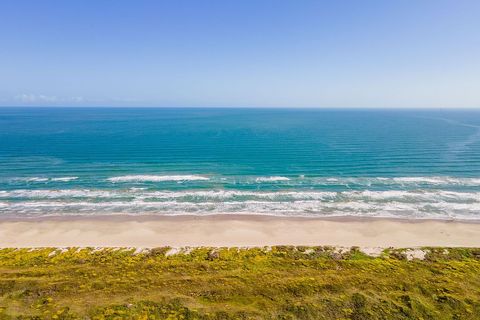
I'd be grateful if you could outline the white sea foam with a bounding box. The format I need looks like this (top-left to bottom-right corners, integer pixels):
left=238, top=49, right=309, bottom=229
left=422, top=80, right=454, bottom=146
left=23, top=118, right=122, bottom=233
left=389, top=176, right=480, bottom=186
left=13, top=177, right=49, bottom=182
left=10, top=176, right=78, bottom=182
left=0, top=189, right=116, bottom=199
left=2, top=175, right=480, bottom=219
left=255, top=176, right=290, bottom=182
left=2, top=198, right=480, bottom=219
left=309, top=176, right=480, bottom=186
left=51, top=177, right=78, bottom=182
left=1, top=189, right=479, bottom=203
left=5, top=175, right=480, bottom=187
left=107, top=175, right=209, bottom=182
left=393, top=177, right=447, bottom=184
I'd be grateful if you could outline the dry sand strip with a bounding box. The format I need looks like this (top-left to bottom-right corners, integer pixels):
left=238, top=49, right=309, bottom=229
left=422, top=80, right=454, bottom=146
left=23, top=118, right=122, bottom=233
left=0, top=214, right=479, bottom=248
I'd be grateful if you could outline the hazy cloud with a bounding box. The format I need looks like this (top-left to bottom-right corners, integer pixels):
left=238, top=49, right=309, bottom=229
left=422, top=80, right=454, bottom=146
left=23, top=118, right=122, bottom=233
left=14, top=94, right=84, bottom=104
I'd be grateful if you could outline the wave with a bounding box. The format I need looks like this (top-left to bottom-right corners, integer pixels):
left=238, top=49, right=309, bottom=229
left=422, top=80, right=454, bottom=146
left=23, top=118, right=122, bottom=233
left=13, top=177, right=49, bottom=182
left=51, top=177, right=78, bottom=182
left=107, top=175, right=209, bottom=182
left=1, top=189, right=479, bottom=202
left=255, top=176, right=291, bottom=182
left=4, top=175, right=480, bottom=187
left=1, top=188, right=479, bottom=219
left=0, top=189, right=116, bottom=199
left=391, top=177, right=480, bottom=185
left=308, top=176, right=480, bottom=187
left=10, top=177, right=78, bottom=183
left=1, top=174, right=479, bottom=219
left=1, top=199, right=480, bottom=219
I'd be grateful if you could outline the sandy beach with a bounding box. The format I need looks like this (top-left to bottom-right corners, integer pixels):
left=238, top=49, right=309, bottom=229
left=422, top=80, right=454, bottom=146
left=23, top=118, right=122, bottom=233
left=0, top=214, right=479, bottom=248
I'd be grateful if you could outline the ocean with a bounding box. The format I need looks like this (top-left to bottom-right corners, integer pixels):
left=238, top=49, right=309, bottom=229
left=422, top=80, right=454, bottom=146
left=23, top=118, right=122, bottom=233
left=0, top=107, right=479, bottom=219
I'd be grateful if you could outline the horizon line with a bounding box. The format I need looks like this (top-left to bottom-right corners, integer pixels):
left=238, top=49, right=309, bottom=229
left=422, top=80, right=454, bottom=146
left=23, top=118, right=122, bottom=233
left=1, top=105, right=480, bottom=110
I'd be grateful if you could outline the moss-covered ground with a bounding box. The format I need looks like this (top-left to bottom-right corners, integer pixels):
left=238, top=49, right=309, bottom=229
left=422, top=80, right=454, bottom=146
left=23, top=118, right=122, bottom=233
left=0, top=246, right=479, bottom=319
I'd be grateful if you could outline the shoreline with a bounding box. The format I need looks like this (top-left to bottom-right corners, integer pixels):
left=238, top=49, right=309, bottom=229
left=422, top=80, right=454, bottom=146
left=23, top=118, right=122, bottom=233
left=1, top=214, right=480, bottom=248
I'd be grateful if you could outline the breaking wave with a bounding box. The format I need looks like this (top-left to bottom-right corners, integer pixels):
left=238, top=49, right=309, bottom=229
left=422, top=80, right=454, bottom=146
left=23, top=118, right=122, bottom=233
left=51, top=177, right=78, bottom=182
left=107, top=175, right=209, bottom=182
left=0, top=188, right=479, bottom=219
left=1, top=174, right=479, bottom=219
left=255, top=176, right=291, bottom=182
left=4, top=175, right=480, bottom=187
left=1, top=189, right=479, bottom=202
left=9, top=177, right=78, bottom=183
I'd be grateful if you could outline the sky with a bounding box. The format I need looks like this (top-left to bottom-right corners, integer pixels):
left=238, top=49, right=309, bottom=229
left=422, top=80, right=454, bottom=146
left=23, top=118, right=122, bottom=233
left=0, top=0, right=479, bottom=108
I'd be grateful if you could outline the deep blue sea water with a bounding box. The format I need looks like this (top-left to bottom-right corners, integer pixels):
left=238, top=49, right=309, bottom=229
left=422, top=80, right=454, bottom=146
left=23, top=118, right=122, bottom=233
left=1, top=107, right=479, bottom=219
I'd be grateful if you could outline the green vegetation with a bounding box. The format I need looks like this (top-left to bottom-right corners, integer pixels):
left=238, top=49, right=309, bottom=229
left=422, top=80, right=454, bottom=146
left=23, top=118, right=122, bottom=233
left=0, top=246, right=479, bottom=319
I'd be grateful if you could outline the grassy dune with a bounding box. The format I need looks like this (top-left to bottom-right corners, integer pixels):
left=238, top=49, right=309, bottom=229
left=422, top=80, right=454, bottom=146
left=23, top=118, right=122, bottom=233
left=0, top=246, right=479, bottom=319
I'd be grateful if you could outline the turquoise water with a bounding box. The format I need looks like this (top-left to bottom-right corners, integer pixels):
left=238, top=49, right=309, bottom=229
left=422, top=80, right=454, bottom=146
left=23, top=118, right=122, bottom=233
left=1, top=107, right=479, bottom=219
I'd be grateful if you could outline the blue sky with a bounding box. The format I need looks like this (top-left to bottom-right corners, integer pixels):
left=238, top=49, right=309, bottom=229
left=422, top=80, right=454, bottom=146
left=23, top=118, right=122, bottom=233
left=0, top=0, right=479, bottom=108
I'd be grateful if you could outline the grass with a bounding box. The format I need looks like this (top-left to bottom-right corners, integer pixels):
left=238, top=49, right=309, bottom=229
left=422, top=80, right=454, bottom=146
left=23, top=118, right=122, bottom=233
left=0, top=246, right=479, bottom=319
